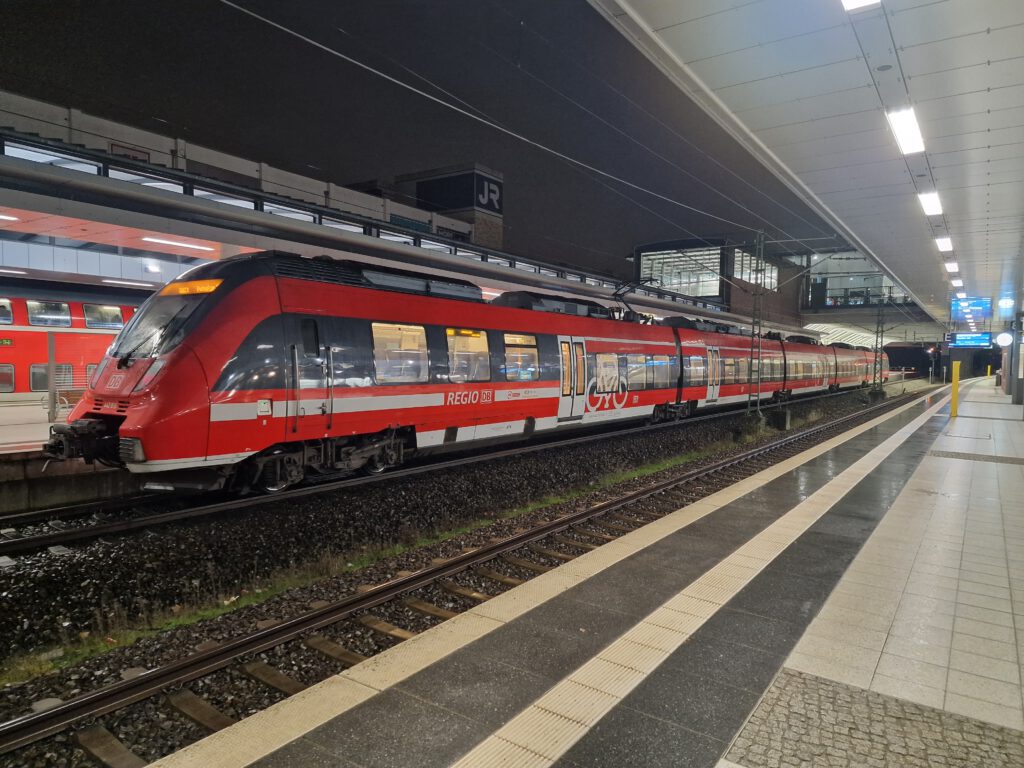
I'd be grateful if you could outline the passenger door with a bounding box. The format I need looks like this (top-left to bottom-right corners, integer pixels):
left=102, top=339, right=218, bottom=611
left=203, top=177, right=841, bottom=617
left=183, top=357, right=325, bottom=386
left=557, top=336, right=587, bottom=420
left=706, top=347, right=721, bottom=402
left=292, top=317, right=331, bottom=436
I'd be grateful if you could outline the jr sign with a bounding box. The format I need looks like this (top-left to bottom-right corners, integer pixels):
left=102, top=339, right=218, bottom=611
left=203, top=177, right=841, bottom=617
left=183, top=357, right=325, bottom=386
left=474, top=175, right=503, bottom=215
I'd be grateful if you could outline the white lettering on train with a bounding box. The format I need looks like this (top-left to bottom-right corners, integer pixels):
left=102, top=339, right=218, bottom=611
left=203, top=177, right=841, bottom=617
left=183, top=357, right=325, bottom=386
left=447, top=390, right=492, bottom=406
left=585, top=376, right=628, bottom=412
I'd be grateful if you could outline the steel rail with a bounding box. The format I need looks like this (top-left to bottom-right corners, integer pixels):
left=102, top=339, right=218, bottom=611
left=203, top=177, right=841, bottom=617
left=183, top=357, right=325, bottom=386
left=0, top=493, right=162, bottom=530
left=0, top=390, right=925, bottom=754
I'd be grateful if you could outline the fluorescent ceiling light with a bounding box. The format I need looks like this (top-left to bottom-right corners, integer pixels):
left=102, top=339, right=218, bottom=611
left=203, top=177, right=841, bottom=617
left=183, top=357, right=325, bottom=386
left=950, top=279, right=964, bottom=287
left=943, top=261, right=959, bottom=273
left=998, top=298, right=1014, bottom=308
left=141, top=236, right=215, bottom=252
left=0, top=214, right=19, bottom=222
left=0, top=268, right=27, bottom=275
left=956, top=292, right=967, bottom=299
left=936, top=238, right=953, bottom=252
left=102, top=279, right=155, bottom=288
left=886, top=107, right=926, bottom=155
left=918, top=192, right=942, bottom=216
left=842, top=0, right=881, bottom=10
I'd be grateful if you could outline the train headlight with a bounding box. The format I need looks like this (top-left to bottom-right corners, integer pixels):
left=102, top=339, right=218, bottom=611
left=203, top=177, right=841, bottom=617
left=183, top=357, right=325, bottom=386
left=133, top=359, right=166, bottom=392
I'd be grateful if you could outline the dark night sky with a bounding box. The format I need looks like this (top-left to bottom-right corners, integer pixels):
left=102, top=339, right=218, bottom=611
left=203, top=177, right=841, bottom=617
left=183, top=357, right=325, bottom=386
left=0, top=0, right=841, bottom=279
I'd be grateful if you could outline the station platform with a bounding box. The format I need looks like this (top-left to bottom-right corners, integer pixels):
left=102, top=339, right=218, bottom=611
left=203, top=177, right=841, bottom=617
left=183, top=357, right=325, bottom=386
left=0, top=403, right=52, bottom=454
left=154, top=380, right=1024, bottom=768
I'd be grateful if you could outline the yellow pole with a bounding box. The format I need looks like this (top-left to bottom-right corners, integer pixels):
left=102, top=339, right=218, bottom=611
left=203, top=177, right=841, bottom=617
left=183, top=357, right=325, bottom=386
left=951, top=361, right=961, bottom=417
left=987, top=364, right=992, bottom=376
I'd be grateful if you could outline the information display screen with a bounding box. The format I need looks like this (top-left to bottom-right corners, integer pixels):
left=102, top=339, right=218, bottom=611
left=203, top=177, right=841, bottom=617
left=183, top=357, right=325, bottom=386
left=951, top=298, right=992, bottom=322
left=949, top=332, right=992, bottom=348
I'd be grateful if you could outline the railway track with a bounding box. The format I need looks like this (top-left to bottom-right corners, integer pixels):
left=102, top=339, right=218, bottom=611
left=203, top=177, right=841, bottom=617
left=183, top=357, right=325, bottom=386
left=0, top=387, right=931, bottom=765
left=0, top=381, right=917, bottom=559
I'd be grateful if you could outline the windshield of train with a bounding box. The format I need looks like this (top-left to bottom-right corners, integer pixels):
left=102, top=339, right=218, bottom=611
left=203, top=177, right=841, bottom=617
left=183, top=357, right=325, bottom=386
left=109, top=293, right=208, bottom=360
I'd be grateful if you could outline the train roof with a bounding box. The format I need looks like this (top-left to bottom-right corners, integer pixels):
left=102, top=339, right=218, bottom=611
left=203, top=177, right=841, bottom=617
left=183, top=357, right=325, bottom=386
left=208, top=251, right=486, bottom=303
left=661, top=315, right=748, bottom=336
left=489, top=291, right=612, bottom=319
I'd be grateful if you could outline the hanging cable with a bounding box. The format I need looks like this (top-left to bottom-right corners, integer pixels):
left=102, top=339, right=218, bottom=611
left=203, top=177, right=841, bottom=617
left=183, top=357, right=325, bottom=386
left=218, top=0, right=779, bottom=234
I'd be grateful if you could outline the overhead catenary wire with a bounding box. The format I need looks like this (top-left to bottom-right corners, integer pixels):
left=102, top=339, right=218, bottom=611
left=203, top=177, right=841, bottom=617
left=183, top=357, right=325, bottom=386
left=337, top=6, right=849, bottom=292
left=480, top=1, right=840, bottom=246
left=217, top=0, right=790, bottom=237
left=220, top=1, right=856, bottom=294
left=225, top=0, right=747, bottom=287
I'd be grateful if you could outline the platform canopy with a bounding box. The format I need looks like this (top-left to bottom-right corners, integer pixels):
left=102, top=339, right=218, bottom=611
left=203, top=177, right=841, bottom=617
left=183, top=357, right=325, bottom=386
left=594, top=0, right=1024, bottom=326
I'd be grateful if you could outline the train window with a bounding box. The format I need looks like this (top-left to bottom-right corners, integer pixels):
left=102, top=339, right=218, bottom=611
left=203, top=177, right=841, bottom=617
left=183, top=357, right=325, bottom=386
left=26, top=300, right=71, bottom=327
left=0, top=299, right=11, bottom=324
left=652, top=355, right=671, bottom=389
left=446, top=328, right=490, bottom=383
left=626, top=355, right=646, bottom=391
left=573, top=343, right=585, bottom=394
left=371, top=323, right=428, bottom=384
left=685, top=355, right=706, bottom=387
left=0, top=364, right=13, bottom=393
left=505, top=333, right=540, bottom=382
left=300, top=319, right=320, bottom=357
left=595, top=353, right=618, bottom=393
left=560, top=342, right=572, bottom=395
left=83, top=304, right=124, bottom=330
left=30, top=364, right=73, bottom=392
left=297, top=320, right=325, bottom=388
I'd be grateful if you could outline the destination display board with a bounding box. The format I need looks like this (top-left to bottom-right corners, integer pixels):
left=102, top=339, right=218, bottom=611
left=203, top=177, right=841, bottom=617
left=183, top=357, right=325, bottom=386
left=949, top=332, right=992, bottom=348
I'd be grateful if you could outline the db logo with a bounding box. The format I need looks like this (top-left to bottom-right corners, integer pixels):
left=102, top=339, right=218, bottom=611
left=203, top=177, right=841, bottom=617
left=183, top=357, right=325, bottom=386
left=106, top=373, right=126, bottom=390
left=480, top=390, right=494, bottom=404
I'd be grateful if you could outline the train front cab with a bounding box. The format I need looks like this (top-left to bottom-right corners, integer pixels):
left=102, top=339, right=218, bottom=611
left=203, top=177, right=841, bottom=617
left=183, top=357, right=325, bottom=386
left=45, top=258, right=255, bottom=482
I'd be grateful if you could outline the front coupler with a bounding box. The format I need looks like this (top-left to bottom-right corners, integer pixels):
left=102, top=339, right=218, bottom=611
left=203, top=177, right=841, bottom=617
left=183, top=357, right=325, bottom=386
left=45, top=419, right=120, bottom=465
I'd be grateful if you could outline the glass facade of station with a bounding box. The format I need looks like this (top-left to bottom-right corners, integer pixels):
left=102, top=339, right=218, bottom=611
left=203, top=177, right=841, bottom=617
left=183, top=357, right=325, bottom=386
left=637, top=243, right=778, bottom=302
left=804, top=253, right=913, bottom=308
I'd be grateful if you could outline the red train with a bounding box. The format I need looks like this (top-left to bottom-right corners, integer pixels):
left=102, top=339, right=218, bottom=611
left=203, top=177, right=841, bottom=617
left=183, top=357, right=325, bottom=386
left=46, top=252, right=888, bottom=492
left=0, top=283, right=140, bottom=404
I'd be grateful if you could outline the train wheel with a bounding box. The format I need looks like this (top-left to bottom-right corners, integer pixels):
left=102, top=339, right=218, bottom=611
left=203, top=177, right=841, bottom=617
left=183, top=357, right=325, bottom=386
left=253, top=454, right=301, bottom=493
left=361, top=457, right=388, bottom=476
left=361, top=441, right=403, bottom=476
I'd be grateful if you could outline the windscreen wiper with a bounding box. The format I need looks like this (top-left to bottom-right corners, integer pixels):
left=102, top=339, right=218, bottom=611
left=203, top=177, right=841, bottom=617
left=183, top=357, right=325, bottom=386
left=115, top=304, right=190, bottom=368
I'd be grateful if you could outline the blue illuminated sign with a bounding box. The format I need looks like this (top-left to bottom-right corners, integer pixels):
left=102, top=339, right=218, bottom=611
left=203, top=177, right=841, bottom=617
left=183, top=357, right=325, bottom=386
left=951, top=297, right=991, bottom=321
left=950, top=332, right=992, bottom=348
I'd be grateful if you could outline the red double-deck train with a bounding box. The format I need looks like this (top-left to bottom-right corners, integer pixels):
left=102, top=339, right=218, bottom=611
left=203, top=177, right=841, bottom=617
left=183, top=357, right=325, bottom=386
left=46, top=251, right=888, bottom=492
left=0, top=282, right=140, bottom=404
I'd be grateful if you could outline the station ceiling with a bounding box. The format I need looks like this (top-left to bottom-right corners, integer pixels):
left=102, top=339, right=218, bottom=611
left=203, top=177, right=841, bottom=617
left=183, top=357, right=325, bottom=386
left=594, top=0, right=1024, bottom=325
